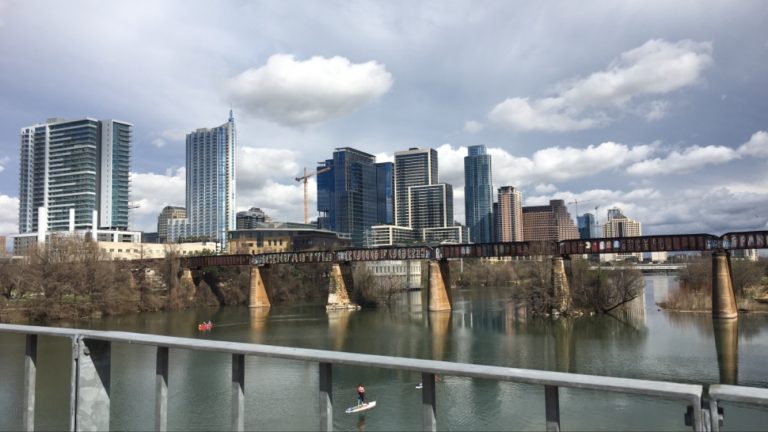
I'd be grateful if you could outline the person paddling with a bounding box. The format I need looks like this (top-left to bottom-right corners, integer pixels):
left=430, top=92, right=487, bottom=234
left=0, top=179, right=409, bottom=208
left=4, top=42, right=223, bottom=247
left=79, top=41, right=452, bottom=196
left=356, top=383, right=366, bottom=406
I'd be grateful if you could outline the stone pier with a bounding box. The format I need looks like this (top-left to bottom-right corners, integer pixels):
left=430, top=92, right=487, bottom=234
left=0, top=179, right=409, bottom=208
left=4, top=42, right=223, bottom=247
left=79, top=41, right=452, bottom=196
left=249, top=266, right=271, bottom=308
left=428, top=260, right=452, bottom=311
left=551, top=257, right=571, bottom=314
left=712, top=251, right=738, bottom=320
left=326, top=262, right=360, bottom=310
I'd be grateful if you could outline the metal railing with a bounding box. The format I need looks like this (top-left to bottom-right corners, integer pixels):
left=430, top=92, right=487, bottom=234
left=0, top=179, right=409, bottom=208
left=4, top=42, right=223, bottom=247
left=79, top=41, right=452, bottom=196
left=1, top=323, right=764, bottom=431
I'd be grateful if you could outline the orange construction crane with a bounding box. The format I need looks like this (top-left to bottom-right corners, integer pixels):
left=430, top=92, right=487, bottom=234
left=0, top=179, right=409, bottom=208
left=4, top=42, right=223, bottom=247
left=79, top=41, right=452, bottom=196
left=295, top=166, right=331, bottom=224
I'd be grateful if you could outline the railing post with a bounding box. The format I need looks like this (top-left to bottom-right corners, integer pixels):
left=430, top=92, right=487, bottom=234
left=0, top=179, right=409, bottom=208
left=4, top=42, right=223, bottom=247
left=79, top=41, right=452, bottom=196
left=75, top=337, right=111, bottom=431
left=23, top=334, right=37, bottom=432
left=319, top=362, right=333, bottom=431
left=422, top=372, right=437, bottom=431
left=232, top=354, right=245, bottom=431
left=155, top=346, right=168, bottom=431
left=545, top=385, right=560, bottom=432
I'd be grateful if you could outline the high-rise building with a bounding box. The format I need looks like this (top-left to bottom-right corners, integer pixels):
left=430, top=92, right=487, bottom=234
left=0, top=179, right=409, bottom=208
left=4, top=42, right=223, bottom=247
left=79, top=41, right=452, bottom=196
left=497, top=186, right=523, bottom=242
left=316, top=159, right=334, bottom=230
left=330, top=148, right=377, bottom=246
left=394, top=148, right=438, bottom=227
left=409, top=183, right=453, bottom=232
left=236, top=207, right=271, bottom=230
left=522, top=199, right=579, bottom=242
left=376, top=162, right=394, bottom=225
left=18, top=118, right=131, bottom=233
left=157, top=206, right=186, bottom=243
left=577, top=213, right=597, bottom=239
left=464, top=145, right=493, bottom=243
left=602, top=208, right=641, bottom=238
left=183, top=111, right=236, bottom=248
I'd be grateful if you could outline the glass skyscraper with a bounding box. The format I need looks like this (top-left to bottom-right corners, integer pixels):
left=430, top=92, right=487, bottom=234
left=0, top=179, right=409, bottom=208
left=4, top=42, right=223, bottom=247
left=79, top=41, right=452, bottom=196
left=316, top=158, right=335, bottom=230
left=332, top=147, right=377, bottom=246
left=184, top=111, right=236, bottom=248
left=18, top=118, right=131, bottom=233
left=394, top=147, right=438, bottom=227
left=464, top=144, right=493, bottom=243
left=577, top=213, right=597, bottom=239
left=376, top=162, right=394, bottom=225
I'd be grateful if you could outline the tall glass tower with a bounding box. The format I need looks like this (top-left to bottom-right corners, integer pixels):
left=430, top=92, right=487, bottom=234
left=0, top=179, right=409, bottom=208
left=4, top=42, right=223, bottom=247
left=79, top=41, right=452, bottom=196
left=316, top=159, right=334, bottom=230
left=394, top=148, right=438, bottom=227
left=375, top=162, right=394, bottom=225
left=332, top=147, right=377, bottom=246
left=185, top=111, right=236, bottom=248
left=18, top=118, right=131, bottom=233
left=464, top=145, right=493, bottom=243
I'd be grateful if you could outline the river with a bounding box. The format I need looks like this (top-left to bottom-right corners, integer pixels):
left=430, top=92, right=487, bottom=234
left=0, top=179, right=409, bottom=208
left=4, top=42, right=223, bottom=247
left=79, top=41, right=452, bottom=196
left=1, top=275, right=768, bottom=431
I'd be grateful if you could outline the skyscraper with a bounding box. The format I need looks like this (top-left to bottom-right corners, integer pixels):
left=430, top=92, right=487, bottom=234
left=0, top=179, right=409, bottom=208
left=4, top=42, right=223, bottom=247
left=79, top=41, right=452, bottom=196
left=18, top=118, right=131, bottom=233
left=157, top=206, right=186, bottom=243
left=394, top=147, right=438, bottom=227
left=332, top=147, right=377, bottom=246
left=522, top=199, right=579, bottom=242
left=316, top=158, right=335, bottom=230
left=409, top=183, right=453, bottom=232
left=497, top=186, right=523, bottom=242
left=184, top=111, right=236, bottom=248
left=376, top=162, right=394, bottom=225
left=577, top=213, right=597, bottom=239
left=464, top=145, right=493, bottom=243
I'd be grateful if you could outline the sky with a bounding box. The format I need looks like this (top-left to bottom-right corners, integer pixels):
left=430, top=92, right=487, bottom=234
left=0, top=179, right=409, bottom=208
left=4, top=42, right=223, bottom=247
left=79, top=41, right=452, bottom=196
left=1, top=0, right=767, bottom=239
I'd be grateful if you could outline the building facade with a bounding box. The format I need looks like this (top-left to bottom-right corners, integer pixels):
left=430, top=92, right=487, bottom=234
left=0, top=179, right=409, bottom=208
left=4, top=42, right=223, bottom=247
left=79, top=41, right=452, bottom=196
left=577, top=213, right=597, bottom=239
left=236, top=207, right=271, bottom=229
left=394, top=148, right=438, bottom=227
left=157, top=206, right=186, bottom=243
left=601, top=207, right=642, bottom=262
left=464, top=145, right=493, bottom=243
left=18, top=118, right=131, bottom=234
left=333, top=148, right=377, bottom=246
left=522, top=199, right=579, bottom=242
left=228, top=222, right=350, bottom=254
left=497, top=186, right=523, bottom=242
left=316, top=158, right=334, bottom=231
left=181, top=111, right=236, bottom=248
left=409, top=183, right=453, bottom=233
left=376, top=162, right=394, bottom=225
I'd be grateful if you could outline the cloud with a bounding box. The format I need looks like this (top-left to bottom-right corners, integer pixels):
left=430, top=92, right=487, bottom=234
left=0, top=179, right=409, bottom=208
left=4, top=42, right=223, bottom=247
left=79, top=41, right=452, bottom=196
left=0, top=194, right=19, bottom=237
left=237, top=146, right=301, bottom=190
left=129, top=168, right=187, bottom=232
left=737, top=131, right=768, bottom=157
left=0, top=156, right=8, bottom=173
left=229, top=54, right=393, bottom=127
left=463, top=120, right=484, bottom=133
left=488, top=39, right=713, bottom=132
left=627, top=145, right=739, bottom=176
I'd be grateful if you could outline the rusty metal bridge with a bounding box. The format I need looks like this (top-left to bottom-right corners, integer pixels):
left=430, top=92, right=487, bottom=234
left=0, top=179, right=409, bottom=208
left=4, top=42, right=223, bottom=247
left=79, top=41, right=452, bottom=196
left=181, top=230, right=768, bottom=269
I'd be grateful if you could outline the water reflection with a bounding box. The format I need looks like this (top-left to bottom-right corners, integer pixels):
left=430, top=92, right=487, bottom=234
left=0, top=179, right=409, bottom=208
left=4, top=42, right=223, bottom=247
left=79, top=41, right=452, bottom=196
left=248, top=308, right=269, bottom=344
left=428, top=311, right=451, bottom=360
left=713, top=319, right=739, bottom=385
left=327, top=310, right=353, bottom=351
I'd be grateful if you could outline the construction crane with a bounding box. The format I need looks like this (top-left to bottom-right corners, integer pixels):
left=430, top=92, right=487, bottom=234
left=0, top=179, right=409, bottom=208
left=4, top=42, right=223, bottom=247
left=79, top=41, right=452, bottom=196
left=295, top=166, right=330, bottom=224
left=567, top=199, right=592, bottom=218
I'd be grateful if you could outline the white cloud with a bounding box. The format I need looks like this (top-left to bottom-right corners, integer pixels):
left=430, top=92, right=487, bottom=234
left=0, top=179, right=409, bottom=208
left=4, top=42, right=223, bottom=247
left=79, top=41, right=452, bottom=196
left=0, top=194, right=18, bottom=237
left=737, top=131, right=768, bottom=157
left=626, top=145, right=739, bottom=176
left=238, top=147, right=301, bottom=190
left=229, top=54, right=393, bottom=127
left=488, top=39, right=713, bottom=132
left=534, top=184, right=557, bottom=194
left=641, top=100, right=670, bottom=122
left=129, top=168, right=186, bottom=232
left=463, top=120, right=484, bottom=133
left=0, top=156, right=8, bottom=173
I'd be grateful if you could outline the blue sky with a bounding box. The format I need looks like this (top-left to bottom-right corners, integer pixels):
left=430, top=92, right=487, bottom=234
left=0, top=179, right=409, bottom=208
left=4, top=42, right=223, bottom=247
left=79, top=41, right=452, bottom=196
left=0, top=0, right=767, bottom=237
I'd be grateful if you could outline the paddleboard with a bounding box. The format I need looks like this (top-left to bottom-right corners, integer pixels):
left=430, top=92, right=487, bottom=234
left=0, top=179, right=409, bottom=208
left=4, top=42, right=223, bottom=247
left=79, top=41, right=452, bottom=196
left=345, top=401, right=377, bottom=414
left=415, top=383, right=423, bottom=389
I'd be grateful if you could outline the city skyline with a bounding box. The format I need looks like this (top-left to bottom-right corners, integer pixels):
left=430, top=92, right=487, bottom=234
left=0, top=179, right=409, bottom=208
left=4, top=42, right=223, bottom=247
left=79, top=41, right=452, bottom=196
left=1, top=1, right=767, bottom=238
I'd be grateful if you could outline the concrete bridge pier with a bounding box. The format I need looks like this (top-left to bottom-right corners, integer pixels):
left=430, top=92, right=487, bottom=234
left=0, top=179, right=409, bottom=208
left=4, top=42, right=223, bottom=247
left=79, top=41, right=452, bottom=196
left=551, top=257, right=572, bottom=314
left=179, top=268, right=196, bottom=302
left=249, top=265, right=271, bottom=308
left=428, top=259, right=452, bottom=311
left=712, top=251, right=738, bottom=320
left=327, top=262, right=360, bottom=310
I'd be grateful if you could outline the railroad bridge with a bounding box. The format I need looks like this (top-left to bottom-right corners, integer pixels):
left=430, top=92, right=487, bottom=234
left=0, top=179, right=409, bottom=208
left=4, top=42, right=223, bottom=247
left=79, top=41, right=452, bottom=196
left=177, top=230, right=768, bottom=319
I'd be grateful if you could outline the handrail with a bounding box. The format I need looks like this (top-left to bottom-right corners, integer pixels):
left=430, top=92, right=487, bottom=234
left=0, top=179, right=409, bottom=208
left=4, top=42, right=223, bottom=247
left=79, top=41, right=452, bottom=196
left=0, top=323, right=743, bottom=431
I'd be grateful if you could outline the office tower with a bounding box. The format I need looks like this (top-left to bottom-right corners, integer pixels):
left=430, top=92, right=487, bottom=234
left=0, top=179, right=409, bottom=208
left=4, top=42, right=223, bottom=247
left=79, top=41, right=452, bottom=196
left=18, top=118, right=131, bottom=233
left=492, top=202, right=500, bottom=242
left=316, top=159, right=334, bottom=230
left=522, top=199, right=579, bottom=242
left=602, top=208, right=641, bottom=238
left=394, top=148, right=438, bottom=227
left=157, top=206, right=186, bottom=243
left=322, top=148, right=377, bottom=246
left=236, top=207, right=271, bottom=229
left=185, top=111, right=236, bottom=248
left=577, top=213, right=597, bottom=239
left=464, top=145, right=493, bottom=243
left=376, top=162, right=394, bottom=225
left=497, top=186, right=523, bottom=242
left=409, top=183, right=453, bottom=232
